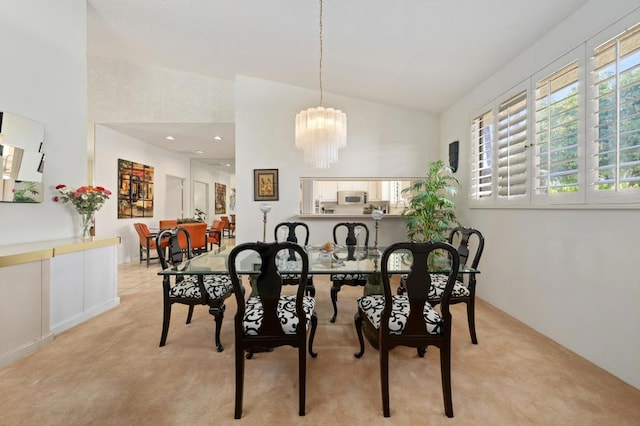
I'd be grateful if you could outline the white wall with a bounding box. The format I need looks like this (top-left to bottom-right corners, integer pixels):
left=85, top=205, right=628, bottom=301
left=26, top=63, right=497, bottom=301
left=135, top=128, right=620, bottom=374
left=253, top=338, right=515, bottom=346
left=235, top=76, right=439, bottom=246
left=93, top=125, right=191, bottom=264
left=440, top=0, right=640, bottom=388
left=88, top=55, right=234, bottom=123
left=88, top=55, right=239, bottom=264
left=191, top=159, right=234, bottom=221
left=0, top=0, right=87, bottom=244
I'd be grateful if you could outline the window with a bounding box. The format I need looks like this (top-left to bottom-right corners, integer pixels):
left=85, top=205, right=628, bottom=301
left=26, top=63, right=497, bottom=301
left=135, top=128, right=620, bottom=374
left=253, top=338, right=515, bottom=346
left=470, top=16, right=640, bottom=208
left=534, top=61, right=581, bottom=200
left=470, top=110, right=494, bottom=200
left=497, top=91, right=528, bottom=200
left=590, top=23, right=640, bottom=200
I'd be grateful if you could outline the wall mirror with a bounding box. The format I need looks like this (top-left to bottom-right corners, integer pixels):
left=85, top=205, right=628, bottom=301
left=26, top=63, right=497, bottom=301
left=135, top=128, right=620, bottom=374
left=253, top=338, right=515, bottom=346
left=0, top=111, right=45, bottom=202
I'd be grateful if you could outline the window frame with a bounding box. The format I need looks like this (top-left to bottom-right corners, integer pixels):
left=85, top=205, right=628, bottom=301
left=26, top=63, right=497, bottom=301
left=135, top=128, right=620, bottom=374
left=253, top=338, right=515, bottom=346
left=531, top=49, right=586, bottom=206
left=586, top=15, right=640, bottom=205
left=469, top=106, right=495, bottom=205
left=468, top=13, right=640, bottom=209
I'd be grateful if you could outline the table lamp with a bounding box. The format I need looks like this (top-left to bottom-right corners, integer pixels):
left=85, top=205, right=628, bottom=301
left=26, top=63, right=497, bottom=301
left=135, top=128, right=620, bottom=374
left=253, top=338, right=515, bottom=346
left=259, top=203, right=272, bottom=242
left=371, top=209, right=384, bottom=256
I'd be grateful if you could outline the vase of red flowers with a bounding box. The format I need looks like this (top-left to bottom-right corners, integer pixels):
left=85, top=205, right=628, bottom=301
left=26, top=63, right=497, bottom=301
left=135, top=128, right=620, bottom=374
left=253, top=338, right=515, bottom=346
left=54, top=184, right=112, bottom=239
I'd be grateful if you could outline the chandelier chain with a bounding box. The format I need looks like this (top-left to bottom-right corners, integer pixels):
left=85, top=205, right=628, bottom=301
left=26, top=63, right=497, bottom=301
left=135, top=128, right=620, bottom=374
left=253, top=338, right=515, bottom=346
left=319, top=0, right=324, bottom=106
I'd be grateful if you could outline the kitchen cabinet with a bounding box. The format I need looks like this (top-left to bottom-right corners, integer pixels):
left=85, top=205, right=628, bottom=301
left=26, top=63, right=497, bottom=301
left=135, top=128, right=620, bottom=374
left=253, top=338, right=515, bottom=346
left=300, top=178, right=418, bottom=215
left=315, top=180, right=338, bottom=201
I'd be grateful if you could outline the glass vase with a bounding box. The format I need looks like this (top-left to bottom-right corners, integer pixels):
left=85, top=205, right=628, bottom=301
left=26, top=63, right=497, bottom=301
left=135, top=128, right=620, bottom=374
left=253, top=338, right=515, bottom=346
left=79, top=211, right=95, bottom=240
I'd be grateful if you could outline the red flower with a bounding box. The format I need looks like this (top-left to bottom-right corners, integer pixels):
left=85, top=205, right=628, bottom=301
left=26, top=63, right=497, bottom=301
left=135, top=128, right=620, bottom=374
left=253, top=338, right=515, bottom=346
left=96, top=186, right=105, bottom=191
left=53, top=196, right=59, bottom=202
left=55, top=184, right=66, bottom=190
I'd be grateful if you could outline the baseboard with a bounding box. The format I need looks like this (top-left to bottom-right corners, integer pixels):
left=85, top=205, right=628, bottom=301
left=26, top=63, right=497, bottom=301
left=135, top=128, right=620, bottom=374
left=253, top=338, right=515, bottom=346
left=50, top=298, right=121, bottom=335
left=0, top=332, right=55, bottom=369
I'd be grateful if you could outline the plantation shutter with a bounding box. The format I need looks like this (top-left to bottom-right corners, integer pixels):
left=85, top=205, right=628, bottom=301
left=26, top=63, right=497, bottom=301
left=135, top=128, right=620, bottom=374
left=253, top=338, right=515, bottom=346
left=534, top=61, right=580, bottom=195
left=591, top=23, right=640, bottom=192
left=497, top=91, right=528, bottom=198
left=470, top=110, right=493, bottom=200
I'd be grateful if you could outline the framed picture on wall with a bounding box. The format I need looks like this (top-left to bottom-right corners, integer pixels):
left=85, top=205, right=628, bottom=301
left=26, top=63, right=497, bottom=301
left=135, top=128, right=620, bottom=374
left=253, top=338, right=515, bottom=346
left=117, top=159, right=154, bottom=218
left=215, top=182, right=226, bottom=214
left=254, top=168, right=279, bottom=201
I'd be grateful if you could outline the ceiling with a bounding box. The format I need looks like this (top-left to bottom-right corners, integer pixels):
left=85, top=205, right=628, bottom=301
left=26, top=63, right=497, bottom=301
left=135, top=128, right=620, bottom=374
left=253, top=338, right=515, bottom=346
left=87, top=0, right=591, bottom=166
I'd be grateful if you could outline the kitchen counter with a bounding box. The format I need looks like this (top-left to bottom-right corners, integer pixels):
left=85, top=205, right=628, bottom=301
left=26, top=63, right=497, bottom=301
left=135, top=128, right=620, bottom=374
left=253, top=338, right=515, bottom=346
left=298, top=214, right=404, bottom=219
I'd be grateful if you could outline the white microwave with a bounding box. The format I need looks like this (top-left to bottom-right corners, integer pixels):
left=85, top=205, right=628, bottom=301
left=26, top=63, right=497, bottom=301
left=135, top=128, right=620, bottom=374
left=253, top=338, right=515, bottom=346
left=338, top=191, right=368, bottom=205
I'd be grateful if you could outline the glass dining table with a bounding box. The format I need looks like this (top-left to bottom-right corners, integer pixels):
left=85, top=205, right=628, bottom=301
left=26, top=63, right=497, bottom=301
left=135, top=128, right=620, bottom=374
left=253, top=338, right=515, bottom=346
left=157, top=244, right=479, bottom=279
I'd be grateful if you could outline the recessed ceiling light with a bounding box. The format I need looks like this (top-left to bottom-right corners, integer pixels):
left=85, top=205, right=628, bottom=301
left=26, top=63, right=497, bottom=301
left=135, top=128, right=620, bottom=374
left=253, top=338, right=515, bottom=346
left=166, top=135, right=175, bottom=140
left=195, top=150, right=204, bottom=154
left=213, top=136, right=223, bottom=141
left=226, top=163, right=231, bottom=167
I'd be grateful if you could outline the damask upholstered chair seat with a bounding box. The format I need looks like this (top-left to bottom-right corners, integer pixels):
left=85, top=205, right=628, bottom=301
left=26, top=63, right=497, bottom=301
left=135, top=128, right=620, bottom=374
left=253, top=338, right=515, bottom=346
left=156, top=227, right=233, bottom=352
left=354, top=242, right=460, bottom=418
left=399, top=273, right=471, bottom=300
left=357, top=294, right=443, bottom=336
left=397, top=227, right=484, bottom=344
left=228, top=241, right=318, bottom=419
left=168, top=274, right=233, bottom=300
left=242, top=294, right=315, bottom=335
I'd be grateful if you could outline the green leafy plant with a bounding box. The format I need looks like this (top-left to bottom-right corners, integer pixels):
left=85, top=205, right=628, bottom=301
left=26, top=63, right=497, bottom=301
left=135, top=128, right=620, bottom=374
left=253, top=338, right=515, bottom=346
left=194, top=208, right=207, bottom=223
left=401, top=160, right=460, bottom=243
left=177, top=209, right=207, bottom=224
left=13, top=181, right=40, bottom=202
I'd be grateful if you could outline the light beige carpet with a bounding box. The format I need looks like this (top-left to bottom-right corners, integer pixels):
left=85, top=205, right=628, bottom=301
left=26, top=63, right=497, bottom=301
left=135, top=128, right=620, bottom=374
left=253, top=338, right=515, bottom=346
left=0, top=263, right=639, bottom=425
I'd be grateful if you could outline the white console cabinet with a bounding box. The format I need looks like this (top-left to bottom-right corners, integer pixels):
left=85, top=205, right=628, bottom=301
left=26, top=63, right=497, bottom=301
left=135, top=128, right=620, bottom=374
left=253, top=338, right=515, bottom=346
left=50, top=243, right=118, bottom=333
left=0, top=237, right=120, bottom=367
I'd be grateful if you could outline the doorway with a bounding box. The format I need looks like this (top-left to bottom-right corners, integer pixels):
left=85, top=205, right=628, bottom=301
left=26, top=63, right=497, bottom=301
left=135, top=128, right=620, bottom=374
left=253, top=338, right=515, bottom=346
left=193, top=180, right=209, bottom=220
left=165, top=175, right=184, bottom=220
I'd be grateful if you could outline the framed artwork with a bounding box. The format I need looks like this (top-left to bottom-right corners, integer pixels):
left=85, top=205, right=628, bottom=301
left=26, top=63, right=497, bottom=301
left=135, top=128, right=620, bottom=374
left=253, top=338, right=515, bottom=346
left=118, top=159, right=154, bottom=218
left=254, top=169, right=279, bottom=201
left=229, top=188, right=236, bottom=211
left=215, top=182, right=226, bottom=214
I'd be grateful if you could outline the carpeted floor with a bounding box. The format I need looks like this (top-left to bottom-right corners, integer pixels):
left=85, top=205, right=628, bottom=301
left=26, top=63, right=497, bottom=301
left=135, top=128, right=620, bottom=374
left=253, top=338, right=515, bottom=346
left=0, top=257, right=639, bottom=425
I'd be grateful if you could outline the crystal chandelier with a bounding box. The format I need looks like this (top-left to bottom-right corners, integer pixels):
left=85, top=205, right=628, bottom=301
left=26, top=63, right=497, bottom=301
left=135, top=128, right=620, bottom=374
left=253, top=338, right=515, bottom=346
left=295, top=0, right=347, bottom=169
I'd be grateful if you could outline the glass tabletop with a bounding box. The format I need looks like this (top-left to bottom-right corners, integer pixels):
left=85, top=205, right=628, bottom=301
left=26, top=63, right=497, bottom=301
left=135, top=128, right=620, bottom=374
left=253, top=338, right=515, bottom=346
left=158, top=244, right=479, bottom=276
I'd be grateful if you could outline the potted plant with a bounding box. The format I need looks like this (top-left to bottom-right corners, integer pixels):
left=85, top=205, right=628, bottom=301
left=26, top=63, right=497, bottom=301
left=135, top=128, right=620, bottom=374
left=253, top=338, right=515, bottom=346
left=401, top=160, right=460, bottom=243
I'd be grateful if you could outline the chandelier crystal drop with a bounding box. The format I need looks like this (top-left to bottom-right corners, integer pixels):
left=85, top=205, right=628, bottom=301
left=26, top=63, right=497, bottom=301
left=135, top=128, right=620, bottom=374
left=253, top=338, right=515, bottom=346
left=295, top=0, right=347, bottom=169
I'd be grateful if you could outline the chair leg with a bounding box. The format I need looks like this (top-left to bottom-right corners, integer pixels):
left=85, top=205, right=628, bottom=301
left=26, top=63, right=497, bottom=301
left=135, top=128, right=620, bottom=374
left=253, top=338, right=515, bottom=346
left=380, top=345, right=390, bottom=417
left=306, top=277, right=316, bottom=297
left=234, top=342, right=245, bottom=419
left=210, top=305, right=226, bottom=352
left=440, top=343, right=454, bottom=418
left=467, top=299, right=478, bottom=344
left=330, top=283, right=341, bottom=323
left=298, top=344, right=306, bottom=416
left=354, top=311, right=365, bottom=358
left=159, top=300, right=172, bottom=347
left=308, top=314, right=318, bottom=358
left=397, top=280, right=406, bottom=295
left=186, top=305, right=194, bottom=324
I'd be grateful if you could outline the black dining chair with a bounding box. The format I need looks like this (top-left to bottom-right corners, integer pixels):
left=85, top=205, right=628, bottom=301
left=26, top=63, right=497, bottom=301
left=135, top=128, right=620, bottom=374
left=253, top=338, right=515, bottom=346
left=156, top=227, right=233, bottom=351
left=275, top=221, right=315, bottom=297
left=329, top=222, right=369, bottom=322
left=398, top=227, right=484, bottom=344
left=354, top=241, right=461, bottom=417
left=228, top=241, right=318, bottom=418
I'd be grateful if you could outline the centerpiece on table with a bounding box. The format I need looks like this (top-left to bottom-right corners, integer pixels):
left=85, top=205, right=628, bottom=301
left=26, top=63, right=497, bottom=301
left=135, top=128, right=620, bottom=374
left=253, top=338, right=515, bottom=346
left=54, top=184, right=112, bottom=239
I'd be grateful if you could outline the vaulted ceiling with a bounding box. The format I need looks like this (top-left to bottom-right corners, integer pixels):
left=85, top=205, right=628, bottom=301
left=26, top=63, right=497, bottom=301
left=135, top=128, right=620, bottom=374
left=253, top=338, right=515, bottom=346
left=88, top=0, right=591, bottom=164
